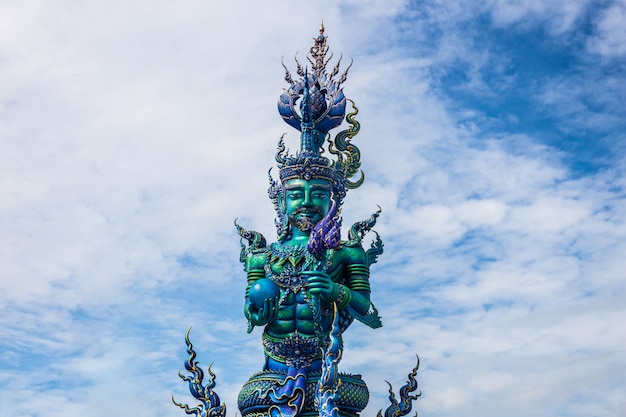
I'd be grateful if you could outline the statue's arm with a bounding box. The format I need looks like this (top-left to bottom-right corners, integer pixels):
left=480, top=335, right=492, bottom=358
left=334, top=245, right=382, bottom=328
left=338, top=246, right=372, bottom=316
left=306, top=246, right=371, bottom=315
left=243, top=253, right=277, bottom=331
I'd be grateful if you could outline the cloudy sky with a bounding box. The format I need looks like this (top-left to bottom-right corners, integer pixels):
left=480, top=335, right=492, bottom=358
left=1, top=1, right=625, bottom=416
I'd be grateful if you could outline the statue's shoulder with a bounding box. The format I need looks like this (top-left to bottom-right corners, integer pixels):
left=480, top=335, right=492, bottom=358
left=333, top=242, right=367, bottom=265
left=252, top=241, right=299, bottom=268
left=246, top=251, right=267, bottom=271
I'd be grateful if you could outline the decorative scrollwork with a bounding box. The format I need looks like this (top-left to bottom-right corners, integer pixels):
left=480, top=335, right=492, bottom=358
left=172, top=328, right=227, bottom=417
left=235, top=218, right=267, bottom=268
left=377, top=356, right=421, bottom=417
left=281, top=58, right=295, bottom=86
left=315, top=303, right=342, bottom=417
left=348, top=206, right=382, bottom=245
left=330, top=100, right=364, bottom=190
left=275, top=134, right=289, bottom=166
left=366, top=231, right=384, bottom=267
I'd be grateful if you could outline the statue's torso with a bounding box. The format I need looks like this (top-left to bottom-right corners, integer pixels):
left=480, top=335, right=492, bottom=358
left=262, top=242, right=344, bottom=339
left=245, top=239, right=370, bottom=370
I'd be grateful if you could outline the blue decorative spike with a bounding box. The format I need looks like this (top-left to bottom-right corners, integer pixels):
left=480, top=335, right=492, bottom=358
left=172, top=328, right=227, bottom=417
left=377, top=356, right=421, bottom=417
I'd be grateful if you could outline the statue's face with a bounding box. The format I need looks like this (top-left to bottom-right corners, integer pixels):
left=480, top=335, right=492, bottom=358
left=284, top=178, right=331, bottom=231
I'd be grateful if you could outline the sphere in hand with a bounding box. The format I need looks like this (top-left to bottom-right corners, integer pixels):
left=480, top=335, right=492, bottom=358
left=248, top=278, right=280, bottom=309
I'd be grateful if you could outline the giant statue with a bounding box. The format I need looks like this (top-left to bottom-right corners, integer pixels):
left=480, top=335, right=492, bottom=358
left=173, top=25, right=420, bottom=417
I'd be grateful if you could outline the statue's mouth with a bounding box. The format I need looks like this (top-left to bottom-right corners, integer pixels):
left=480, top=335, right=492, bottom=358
left=293, top=207, right=323, bottom=219
left=289, top=207, right=324, bottom=231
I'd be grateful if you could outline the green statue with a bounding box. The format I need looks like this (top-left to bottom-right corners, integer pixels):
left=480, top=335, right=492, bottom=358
left=235, top=24, right=383, bottom=417
left=174, top=25, right=420, bottom=417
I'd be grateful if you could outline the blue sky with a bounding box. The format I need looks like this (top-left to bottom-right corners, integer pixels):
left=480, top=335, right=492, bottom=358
left=1, top=1, right=625, bottom=416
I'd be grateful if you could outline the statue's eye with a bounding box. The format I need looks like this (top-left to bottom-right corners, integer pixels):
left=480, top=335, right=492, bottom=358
left=313, top=189, right=329, bottom=197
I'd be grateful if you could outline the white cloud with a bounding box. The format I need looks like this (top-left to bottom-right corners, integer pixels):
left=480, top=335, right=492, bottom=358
left=1, top=1, right=626, bottom=417
left=487, top=0, right=590, bottom=34
left=588, top=0, right=626, bottom=57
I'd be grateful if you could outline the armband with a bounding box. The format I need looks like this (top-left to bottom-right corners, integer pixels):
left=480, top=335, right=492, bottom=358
left=346, top=264, right=371, bottom=292
left=245, top=269, right=265, bottom=297
left=349, top=278, right=371, bottom=292
left=346, top=264, right=370, bottom=277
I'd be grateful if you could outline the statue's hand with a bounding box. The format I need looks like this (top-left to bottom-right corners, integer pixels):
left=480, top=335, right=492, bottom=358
left=246, top=297, right=279, bottom=326
left=304, top=271, right=338, bottom=301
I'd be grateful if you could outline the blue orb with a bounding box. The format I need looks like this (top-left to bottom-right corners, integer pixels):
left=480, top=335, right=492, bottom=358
left=248, top=278, right=280, bottom=309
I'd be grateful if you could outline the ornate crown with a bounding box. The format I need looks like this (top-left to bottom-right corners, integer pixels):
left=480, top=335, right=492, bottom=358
left=274, top=23, right=364, bottom=192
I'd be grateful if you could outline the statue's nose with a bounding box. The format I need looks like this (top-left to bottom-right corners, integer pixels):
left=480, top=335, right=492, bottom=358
left=302, top=190, right=313, bottom=206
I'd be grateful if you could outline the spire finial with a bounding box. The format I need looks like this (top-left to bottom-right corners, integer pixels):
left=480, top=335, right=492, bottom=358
left=310, top=22, right=329, bottom=74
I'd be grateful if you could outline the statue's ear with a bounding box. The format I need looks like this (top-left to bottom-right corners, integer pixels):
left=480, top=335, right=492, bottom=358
left=277, top=193, right=286, bottom=212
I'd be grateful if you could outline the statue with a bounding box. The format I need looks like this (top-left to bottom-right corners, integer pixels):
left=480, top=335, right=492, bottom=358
left=173, top=24, right=420, bottom=417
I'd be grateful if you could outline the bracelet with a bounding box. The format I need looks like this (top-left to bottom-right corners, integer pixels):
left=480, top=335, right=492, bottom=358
left=335, top=285, right=352, bottom=309
left=328, top=283, right=341, bottom=302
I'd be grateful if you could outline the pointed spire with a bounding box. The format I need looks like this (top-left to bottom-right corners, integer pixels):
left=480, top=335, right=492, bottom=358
left=299, top=67, right=318, bottom=154
left=273, top=25, right=365, bottom=213
left=310, top=21, right=329, bottom=74
left=301, top=68, right=311, bottom=124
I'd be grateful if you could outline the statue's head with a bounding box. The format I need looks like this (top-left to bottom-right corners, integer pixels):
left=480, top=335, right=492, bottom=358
left=268, top=25, right=364, bottom=253
left=269, top=152, right=343, bottom=248
left=283, top=178, right=332, bottom=232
